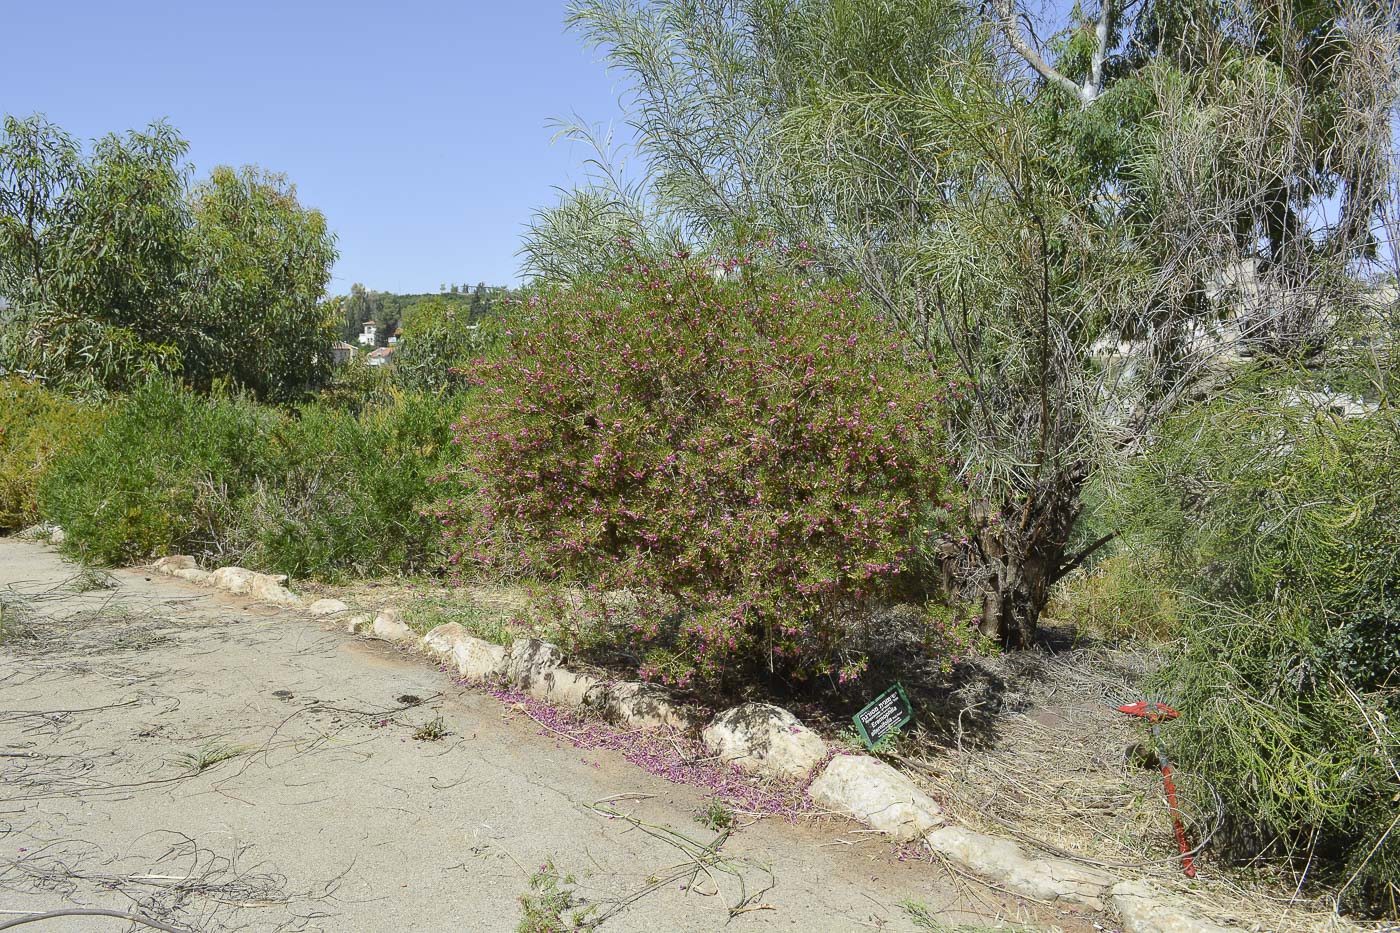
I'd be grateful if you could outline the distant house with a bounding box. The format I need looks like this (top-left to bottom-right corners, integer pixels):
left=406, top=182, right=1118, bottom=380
left=387, top=325, right=403, bottom=346
left=366, top=346, right=395, bottom=367
left=357, top=320, right=379, bottom=346
left=331, top=341, right=354, bottom=365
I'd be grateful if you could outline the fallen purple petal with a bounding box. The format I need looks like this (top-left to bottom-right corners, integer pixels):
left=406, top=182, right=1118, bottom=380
left=477, top=682, right=826, bottom=820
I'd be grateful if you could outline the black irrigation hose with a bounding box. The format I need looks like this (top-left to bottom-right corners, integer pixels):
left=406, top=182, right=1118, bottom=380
left=0, top=908, right=189, bottom=932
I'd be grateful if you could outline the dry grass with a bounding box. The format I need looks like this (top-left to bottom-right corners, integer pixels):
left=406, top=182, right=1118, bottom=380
left=900, top=627, right=1366, bottom=932
left=296, top=578, right=527, bottom=635
left=0, top=584, right=177, bottom=659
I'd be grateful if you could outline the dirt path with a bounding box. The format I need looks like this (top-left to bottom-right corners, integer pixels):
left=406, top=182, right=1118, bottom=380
left=0, top=539, right=1108, bottom=932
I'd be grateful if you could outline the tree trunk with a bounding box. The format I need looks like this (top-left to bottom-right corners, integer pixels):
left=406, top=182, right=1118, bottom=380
left=962, top=463, right=1090, bottom=648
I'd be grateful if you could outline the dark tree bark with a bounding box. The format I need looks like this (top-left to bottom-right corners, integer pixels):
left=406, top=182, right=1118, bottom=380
left=941, top=462, right=1112, bottom=648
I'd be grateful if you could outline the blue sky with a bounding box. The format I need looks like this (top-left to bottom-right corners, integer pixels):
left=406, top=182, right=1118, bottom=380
left=2, top=1, right=625, bottom=293
left=7, top=3, right=1394, bottom=295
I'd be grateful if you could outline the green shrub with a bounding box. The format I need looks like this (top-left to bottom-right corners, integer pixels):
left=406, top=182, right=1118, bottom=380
left=440, top=250, right=960, bottom=686
left=247, top=389, right=461, bottom=579
left=1133, top=377, right=1399, bottom=690
left=39, top=379, right=279, bottom=564
left=311, top=355, right=397, bottom=415
left=0, top=377, right=107, bottom=531
left=516, top=859, right=594, bottom=932
left=1130, top=375, right=1398, bottom=915
left=1155, top=606, right=1397, bottom=915
left=38, top=378, right=459, bottom=578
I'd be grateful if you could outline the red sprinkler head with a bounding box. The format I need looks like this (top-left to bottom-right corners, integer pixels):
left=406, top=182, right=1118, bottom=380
left=1116, top=701, right=1179, bottom=722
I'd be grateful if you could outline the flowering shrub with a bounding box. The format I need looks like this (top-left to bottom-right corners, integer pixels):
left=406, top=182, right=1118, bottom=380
left=440, top=250, right=961, bottom=685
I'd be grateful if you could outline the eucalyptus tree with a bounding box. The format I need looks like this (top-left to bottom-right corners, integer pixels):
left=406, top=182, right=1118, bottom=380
left=184, top=166, right=338, bottom=401
left=529, top=0, right=1397, bottom=645
left=997, top=0, right=1395, bottom=267
left=0, top=116, right=188, bottom=391
left=0, top=115, right=338, bottom=400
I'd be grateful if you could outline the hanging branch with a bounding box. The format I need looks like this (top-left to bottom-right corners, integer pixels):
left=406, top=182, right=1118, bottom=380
left=989, top=0, right=1112, bottom=107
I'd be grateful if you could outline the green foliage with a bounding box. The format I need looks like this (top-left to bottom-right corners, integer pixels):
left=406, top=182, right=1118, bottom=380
left=335, top=283, right=507, bottom=346
left=693, top=801, right=735, bottom=832
left=173, top=740, right=249, bottom=773
left=411, top=716, right=448, bottom=741
left=39, top=379, right=280, bottom=564
left=391, top=296, right=502, bottom=391
left=441, top=250, right=960, bottom=686
left=401, top=593, right=518, bottom=646
left=313, top=356, right=398, bottom=415
left=0, top=115, right=185, bottom=393
left=837, top=721, right=913, bottom=757
left=0, top=114, right=337, bottom=400
left=37, top=378, right=459, bottom=579
left=1131, top=375, right=1399, bottom=689
left=1129, top=376, right=1399, bottom=914
left=251, top=389, right=460, bottom=580
left=552, top=0, right=1395, bottom=649
left=1045, top=553, right=1178, bottom=641
left=341, top=282, right=384, bottom=343
left=1120, top=0, right=1393, bottom=262
left=517, top=860, right=595, bottom=933
left=1154, top=605, right=1397, bottom=914
left=0, top=377, right=106, bottom=531
left=183, top=166, right=338, bottom=400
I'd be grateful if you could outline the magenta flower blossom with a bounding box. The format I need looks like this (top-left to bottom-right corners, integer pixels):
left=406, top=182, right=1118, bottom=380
left=433, top=244, right=963, bottom=685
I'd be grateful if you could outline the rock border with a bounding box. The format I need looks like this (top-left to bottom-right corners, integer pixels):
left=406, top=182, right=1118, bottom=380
left=407, top=621, right=1240, bottom=931
left=152, top=556, right=300, bottom=606
left=146, top=555, right=1243, bottom=932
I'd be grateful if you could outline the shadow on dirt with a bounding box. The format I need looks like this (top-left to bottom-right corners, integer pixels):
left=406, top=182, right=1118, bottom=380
left=746, top=605, right=1152, bottom=753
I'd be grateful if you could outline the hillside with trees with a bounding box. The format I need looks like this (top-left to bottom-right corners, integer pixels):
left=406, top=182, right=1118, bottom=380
left=336, top=281, right=508, bottom=347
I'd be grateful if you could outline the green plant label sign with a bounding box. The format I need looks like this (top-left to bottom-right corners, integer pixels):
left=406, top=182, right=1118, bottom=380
left=853, top=683, right=912, bottom=749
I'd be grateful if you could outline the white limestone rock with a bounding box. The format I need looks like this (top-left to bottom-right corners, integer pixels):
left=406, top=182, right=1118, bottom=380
left=371, top=607, right=414, bottom=642
left=172, top=567, right=213, bottom=585
left=458, top=638, right=509, bottom=681
left=210, top=567, right=256, bottom=594
left=702, top=703, right=828, bottom=780
left=600, top=681, right=687, bottom=730
left=246, top=573, right=300, bottom=606
left=532, top=668, right=604, bottom=707
left=346, top=614, right=372, bottom=635
left=809, top=755, right=943, bottom=841
left=420, top=623, right=507, bottom=681
left=17, top=522, right=64, bottom=544
left=924, top=826, right=1114, bottom=910
left=421, top=622, right=467, bottom=658
left=208, top=566, right=297, bottom=605
left=1108, top=880, right=1242, bottom=933
left=506, top=638, right=565, bottom=691
left=307, top=598, right=350, bottom=616
left=152, top=555, right=198, bottom=574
